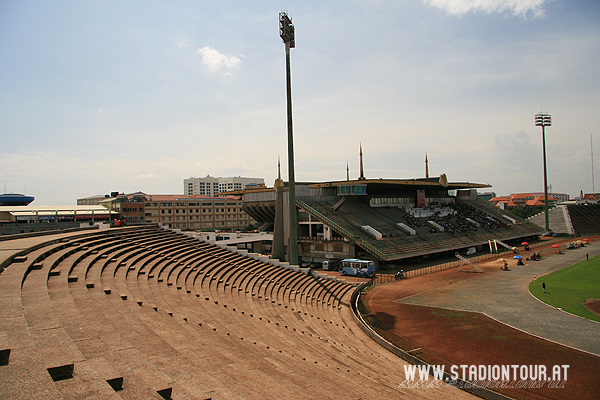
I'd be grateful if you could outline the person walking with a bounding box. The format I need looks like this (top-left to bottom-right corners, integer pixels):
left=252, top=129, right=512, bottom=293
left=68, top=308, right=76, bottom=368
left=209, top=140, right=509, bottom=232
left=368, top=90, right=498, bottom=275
left=542, top=281, right=546, bottom=293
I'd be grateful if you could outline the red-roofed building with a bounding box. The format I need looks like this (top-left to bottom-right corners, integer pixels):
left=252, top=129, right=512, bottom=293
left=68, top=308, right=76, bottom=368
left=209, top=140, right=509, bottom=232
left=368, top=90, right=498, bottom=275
left=519, top=192, right=569, bottom=203
left=489, top=192, right=563, bottom=210
left=581, top=193, right=600, bottom=203
left=488, top=196, right=510, bottom=208
left=525, top=195, right=559, bottom=207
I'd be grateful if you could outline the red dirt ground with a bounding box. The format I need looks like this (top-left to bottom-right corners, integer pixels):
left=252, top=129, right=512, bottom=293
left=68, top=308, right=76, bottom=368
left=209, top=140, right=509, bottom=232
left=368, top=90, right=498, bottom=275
left=583, top=298, right=600, bottom=317
left=362, top=238, right=600, bottom=400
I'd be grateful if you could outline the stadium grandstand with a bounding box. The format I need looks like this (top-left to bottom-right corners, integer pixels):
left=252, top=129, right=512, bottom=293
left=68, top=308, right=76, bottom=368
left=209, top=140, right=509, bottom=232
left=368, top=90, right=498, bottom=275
left=0, top=225, right=474, bottom=399
left=228, top=172, right=543, bottom=268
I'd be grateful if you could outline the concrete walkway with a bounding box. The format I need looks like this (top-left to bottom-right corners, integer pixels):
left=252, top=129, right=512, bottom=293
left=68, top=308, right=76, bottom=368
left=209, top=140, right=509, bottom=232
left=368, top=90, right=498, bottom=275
left=0, top=231, right=92, bottom=266
left=396, top=243, right=600, bottom=356
left=0, top=236, right=57, bottom=265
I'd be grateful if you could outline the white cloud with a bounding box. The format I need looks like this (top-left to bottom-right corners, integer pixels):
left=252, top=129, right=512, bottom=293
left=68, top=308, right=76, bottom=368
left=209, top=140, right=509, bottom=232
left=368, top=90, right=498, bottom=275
left=87, top=107, right=113, bottom=115
left=197, top=46, right=241, bottom=73
left=138, top=173, right=156, bottom=179
left=175, top=38, right=192, bottom=49
left=423, top=0, right=550, bottom=17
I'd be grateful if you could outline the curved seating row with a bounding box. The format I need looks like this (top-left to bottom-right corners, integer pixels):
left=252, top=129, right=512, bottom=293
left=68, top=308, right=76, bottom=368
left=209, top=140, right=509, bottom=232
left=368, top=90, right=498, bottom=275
left=0, top=226, right=471, bottom=399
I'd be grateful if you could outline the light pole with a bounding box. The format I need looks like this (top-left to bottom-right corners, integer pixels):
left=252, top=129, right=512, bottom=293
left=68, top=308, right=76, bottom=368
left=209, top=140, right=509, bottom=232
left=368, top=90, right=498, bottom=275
left=280, top=11, right=298, bottom=265
left=535, top=112, right=552, bottom=232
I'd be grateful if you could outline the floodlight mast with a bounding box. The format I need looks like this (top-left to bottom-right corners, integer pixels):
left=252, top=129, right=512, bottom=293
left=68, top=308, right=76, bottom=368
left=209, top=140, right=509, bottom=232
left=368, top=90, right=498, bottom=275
left=280, top=11, right=298, bottom=265
left=279, top=11, right=295, bottom=49
left=535, top=113, right=552, bottom=232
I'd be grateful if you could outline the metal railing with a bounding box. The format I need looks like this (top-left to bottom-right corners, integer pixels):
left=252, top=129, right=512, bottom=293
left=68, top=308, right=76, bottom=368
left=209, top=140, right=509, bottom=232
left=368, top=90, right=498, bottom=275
left=296, top=199, right=387, bottom=260
left=296, top=199, right=356, bottom=240
left=357, top=238, right=387, bottom=260
left=372, top=237, right=566, bottom=281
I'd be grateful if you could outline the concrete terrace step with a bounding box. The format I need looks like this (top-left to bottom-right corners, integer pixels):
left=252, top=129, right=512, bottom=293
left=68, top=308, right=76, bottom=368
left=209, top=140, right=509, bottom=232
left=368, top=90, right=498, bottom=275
left=0, top=226, right=470, bottom=400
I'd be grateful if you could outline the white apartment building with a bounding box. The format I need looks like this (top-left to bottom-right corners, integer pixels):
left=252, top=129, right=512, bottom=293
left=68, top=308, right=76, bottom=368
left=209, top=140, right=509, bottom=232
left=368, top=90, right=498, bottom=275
left=184, top=175, right=265, bottom=197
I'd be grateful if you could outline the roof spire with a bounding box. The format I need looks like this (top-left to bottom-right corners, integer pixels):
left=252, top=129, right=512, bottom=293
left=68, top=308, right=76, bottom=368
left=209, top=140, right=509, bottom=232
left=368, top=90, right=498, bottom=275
left=358, top=143, right=365, bottom=180
left=274, top=156, right=284, bottom=188
left=425, top=152, right=429, bottom=178
left=346, top=161, right=350, bottom=181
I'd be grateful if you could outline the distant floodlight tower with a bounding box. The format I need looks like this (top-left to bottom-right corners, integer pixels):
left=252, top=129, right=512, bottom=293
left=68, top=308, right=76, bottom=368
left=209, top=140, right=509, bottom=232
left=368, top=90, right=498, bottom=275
left=535, top=112, right=552, bottom=232
left=280, top=11, right=298, bottom=265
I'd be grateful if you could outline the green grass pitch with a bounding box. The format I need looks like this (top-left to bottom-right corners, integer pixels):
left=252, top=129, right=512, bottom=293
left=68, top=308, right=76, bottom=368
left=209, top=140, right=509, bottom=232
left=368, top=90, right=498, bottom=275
left=529, top=255, right=600, bottom=322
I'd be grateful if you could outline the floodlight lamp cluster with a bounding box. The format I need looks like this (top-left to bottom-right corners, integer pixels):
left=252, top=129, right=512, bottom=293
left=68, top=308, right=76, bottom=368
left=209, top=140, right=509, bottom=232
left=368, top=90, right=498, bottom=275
left=535, top=113, right=552, bottom=127
left=279, top=11, right=295, bottom=48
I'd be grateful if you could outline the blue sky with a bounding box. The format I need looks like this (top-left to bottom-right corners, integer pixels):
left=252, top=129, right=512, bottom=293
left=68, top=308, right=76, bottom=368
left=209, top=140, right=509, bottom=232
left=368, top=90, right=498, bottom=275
left=1, top=0, right=599, bottom=205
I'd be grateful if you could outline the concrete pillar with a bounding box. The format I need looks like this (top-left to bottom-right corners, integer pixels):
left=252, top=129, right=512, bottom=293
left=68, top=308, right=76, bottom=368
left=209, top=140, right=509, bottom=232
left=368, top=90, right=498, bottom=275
left=324, top=225, right=332, bottom=241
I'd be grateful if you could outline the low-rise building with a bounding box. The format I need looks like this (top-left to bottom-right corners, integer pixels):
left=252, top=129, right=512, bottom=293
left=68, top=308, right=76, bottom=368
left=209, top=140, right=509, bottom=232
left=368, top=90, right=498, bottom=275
left=0, top=205, right=118, bottom=235
left=522, top=192, right=569, bottom=203
left=580, top=193, right=600, bottom=204
left=77, top=192, right=120, bottom=205
left=489, top=192, right=565, bottom=209
left=143, top=194, right=255, bottom=230
left=78, top=192, right=257, bottom=231
left=477, top=191, right=496, bottom=202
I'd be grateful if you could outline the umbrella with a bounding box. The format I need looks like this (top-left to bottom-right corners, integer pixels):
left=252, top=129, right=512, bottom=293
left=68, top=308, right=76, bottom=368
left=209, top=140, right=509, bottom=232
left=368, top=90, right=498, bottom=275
left=552, top=244, right=560, bottom=248
left=497, top=258, right=506, bottom=262
left=583, top=238, right=590, bottom=242
left=511, top=247, right=518, bottom=250
left=521, top=242, right=529, bottom=246
left=513, top=255, right=523, bottom=259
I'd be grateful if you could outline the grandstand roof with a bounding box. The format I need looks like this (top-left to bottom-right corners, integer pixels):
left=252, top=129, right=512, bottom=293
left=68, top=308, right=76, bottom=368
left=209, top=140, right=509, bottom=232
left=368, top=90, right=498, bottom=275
left=309, top=177, right=490, bottom=190
left=222, top=176, right=490, bottom=196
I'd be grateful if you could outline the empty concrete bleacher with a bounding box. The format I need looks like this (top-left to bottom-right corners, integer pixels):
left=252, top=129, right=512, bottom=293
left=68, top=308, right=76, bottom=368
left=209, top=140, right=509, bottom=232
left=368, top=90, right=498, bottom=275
left=0, top=226, right=471, bottom=400
left=300, top=196, right=543, bottom=262
left=114, top=230, right=396, bottom=395
left=565, top=204, right=600, bottom=235
left=526, top=205, right=572, bottom=234
left=468, top=200, right=543, bottom=236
